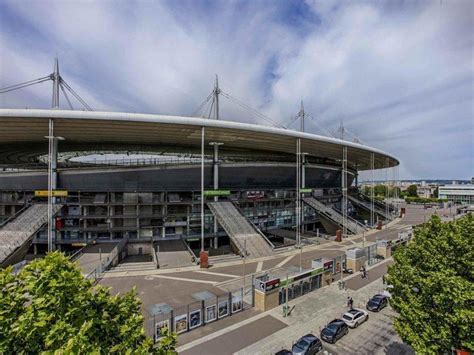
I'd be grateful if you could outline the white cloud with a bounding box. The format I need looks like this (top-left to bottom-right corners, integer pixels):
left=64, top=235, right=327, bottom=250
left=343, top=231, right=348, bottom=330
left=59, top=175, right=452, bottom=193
left=0, top=0, right=472, bottom=179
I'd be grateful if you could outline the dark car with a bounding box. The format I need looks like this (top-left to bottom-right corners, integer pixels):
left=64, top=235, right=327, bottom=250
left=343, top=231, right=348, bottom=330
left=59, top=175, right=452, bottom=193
left=275, top=350, right=292, bottom=355
left=291, top=333, right=323, bottom=355
left=366, top=294, right=388, bottom=312
left=320, top=319, right=349, bottom=344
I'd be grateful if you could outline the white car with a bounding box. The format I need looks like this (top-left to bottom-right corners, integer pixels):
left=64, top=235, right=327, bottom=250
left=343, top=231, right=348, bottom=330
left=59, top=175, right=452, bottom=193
left=342, top=308, right=369, bottom=328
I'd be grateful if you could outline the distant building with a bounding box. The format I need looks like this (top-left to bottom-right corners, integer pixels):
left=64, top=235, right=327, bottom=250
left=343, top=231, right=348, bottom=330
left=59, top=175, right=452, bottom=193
left=438, top=185, right=474, bottom=204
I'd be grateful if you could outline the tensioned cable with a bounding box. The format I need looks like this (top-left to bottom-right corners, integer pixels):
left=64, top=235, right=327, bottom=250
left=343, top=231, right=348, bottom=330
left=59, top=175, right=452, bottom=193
left=306, top=114, right=335, bottom=138
left=60, top=78, right=93, bottom=111
left=0, top=76, right=51, bottom=94
left=59, top=82, right=74, bottom=110
left=192, top=91, right=214, bottom=116
left=219, top=90, right=284, bottom=128
left=283, top=114, right=300, bottom=129
left=207, top=96, right=215, bottom=119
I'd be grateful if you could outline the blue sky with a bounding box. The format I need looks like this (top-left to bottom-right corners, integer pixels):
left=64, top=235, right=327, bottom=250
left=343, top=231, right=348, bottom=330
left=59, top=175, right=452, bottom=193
left=0, top=0, right=472, bottom=180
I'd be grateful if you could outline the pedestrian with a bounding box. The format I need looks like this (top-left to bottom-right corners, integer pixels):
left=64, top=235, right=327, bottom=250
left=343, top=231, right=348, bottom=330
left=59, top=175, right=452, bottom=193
left=349, top=297, right=354, bottom=310
left=347, top=297, right=351, bottom=309
left=360, top=266, right=364, bottom=279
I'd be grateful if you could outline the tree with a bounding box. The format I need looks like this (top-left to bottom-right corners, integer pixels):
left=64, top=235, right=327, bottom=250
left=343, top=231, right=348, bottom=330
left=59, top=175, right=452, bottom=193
left=386, top=214, right=474, bottom=354
left=406, top=184, right=418, bottom=197
left=0, top=252, right=176, bottom=354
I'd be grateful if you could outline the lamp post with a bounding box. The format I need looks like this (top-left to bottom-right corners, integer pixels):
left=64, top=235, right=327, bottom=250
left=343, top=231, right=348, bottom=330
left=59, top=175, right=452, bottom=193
left=44, top=133, right=65, bottom=253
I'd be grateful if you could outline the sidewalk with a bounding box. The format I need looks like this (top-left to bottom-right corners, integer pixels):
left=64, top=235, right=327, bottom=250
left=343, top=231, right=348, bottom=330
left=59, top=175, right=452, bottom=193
left=177, top=259, right=398, bottom=354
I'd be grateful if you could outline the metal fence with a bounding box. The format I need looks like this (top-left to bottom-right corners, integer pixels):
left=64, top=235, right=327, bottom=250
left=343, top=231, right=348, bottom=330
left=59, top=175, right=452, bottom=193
left=149, top=287, right=248, bottom=343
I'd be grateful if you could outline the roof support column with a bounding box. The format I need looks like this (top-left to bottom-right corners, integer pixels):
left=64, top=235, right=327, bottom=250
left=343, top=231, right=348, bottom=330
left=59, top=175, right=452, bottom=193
left=200, top=126, right=205, bottom=252
left=46, top=118, right=59, bottom=252
left=209, top=142, right=223, bottom=249
left=385, top=157, right=390, bottom=224
left=370, top=153, right=375, bottom=227
left=296, top=138, right=301, bottom=246
left=341, top=146, right=348, bottom=238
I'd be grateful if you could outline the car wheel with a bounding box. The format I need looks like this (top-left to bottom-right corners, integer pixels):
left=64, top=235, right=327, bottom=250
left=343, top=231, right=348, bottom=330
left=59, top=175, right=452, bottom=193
left=355, top=322, right=359, bottom=328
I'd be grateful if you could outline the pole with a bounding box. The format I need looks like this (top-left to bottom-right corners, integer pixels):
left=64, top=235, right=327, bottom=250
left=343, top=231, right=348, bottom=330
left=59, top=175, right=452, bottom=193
left=300, top=100, right=305, bottom=133
left=243, top=239, right=246, bottom=292
left=299, top=244, right=303, bottom=272
left=201, top=127, right=205, bottom=252
left=52, top=57, right=60, bottom=109
left=285, top=272, right=289, bottom=315
left=370, top=153, right=375, bottom=227
left=47, top=119, right=53, bottom=252
left=214, top=75, right=219, bottom=121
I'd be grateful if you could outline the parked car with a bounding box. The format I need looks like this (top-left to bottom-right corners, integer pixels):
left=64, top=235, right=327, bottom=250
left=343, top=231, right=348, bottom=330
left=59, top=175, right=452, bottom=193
left=291, top=334, right=323, bottom=355
left=320, top=319, right=349, bottom=344
left=366, top=294, right=388, bottom=312
left=342, top=308, right=369, bottom=328
left=275, top=350, right=292, bottom=355
left=343, top=267, right=353, bottom=274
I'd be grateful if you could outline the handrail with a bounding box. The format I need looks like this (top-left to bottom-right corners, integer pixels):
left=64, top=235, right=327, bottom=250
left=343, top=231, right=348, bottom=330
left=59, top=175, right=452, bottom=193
left=232, top=202, right=275, bottom=249
left=180, top=236, right=198, bottom=263
left=0, top=203, right=31, bottom=228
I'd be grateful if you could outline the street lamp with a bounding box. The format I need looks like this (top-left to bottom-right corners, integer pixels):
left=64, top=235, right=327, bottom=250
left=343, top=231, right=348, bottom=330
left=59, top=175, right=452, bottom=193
left=44, top=134, right=65, bottom=253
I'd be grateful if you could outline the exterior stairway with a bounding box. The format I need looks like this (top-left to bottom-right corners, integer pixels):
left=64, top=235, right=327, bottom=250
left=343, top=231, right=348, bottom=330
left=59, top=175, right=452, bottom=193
left=302, top=197, right=366, bottom=235
left=0, top=204, right=62, bottom=266
left=207, top=201, right=273, bottom=258
left=348, top=194, right=391, bottom=220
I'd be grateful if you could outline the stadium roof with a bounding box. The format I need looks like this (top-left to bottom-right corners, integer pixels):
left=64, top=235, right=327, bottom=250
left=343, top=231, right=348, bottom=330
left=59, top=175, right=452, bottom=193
left=0, top=109, right=398, bottom=170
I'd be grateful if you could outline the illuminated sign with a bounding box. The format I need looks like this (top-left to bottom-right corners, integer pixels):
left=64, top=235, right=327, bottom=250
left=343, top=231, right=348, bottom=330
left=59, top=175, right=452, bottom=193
left=203, top=190, right=231, bottom=197
left=34, top=190, right=68, bottom=197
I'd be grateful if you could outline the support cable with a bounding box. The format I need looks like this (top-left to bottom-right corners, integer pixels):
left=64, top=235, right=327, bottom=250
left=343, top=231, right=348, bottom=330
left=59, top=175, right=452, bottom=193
left=192, top=91, right=214, bottom=116
left=220, top=90, right=284, bottom=128
left=59, top=82, right=74, bottom=110
left=0, top=76, right=51, bottom=94
left=60, top=78, right=93, bottom=111
left=207, top=97, right=215, bottom=119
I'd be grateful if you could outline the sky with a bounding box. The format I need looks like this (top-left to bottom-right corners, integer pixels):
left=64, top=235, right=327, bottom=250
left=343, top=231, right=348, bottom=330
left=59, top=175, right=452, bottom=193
left=0, top=0, right=472, bottom=180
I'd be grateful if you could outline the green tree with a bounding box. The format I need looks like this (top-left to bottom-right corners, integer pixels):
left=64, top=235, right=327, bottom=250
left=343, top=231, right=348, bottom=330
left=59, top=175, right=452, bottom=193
left=0, top=252, right=176, bottom=354
left=406, top=184, right=418, bottom=197
left=386, top=214, right=474, bottom=354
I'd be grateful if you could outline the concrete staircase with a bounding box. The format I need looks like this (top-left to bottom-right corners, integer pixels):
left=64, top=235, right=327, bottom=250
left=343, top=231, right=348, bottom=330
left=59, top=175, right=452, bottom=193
left=303, top=197, right=366, bottom=235
left=108, top=261, right=157, bottom=273
left=0, top=204, right=62, bottom=266
left=348, top=194, right=391, bottom=220
left=207, top=201, right=273, bottom=258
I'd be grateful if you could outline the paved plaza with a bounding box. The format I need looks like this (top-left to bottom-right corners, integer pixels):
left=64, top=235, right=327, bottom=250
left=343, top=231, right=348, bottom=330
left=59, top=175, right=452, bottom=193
left=98, top=204, right=456, bottom=352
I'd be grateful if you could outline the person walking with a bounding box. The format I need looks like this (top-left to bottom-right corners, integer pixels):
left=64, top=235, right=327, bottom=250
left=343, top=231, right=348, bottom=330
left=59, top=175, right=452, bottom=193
left=348, top=297, right=354, bottom=310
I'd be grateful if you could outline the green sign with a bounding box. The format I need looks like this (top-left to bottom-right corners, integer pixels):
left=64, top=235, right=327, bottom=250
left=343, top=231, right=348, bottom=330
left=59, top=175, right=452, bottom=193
left=300, top=188, right=313, bottom=193
left=204, top=190, right=231, bottom=197
left=279, top=267, right=323, bottom=287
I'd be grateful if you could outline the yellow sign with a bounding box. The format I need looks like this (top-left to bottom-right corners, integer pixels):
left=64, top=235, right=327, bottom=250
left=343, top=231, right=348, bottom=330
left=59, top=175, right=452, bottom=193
left=34, top=190, right=68, bottom=197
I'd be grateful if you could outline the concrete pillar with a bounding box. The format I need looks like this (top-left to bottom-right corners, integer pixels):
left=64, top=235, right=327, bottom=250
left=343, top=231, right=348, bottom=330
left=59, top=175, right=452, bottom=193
left=210, top=142, right=223, bottom=249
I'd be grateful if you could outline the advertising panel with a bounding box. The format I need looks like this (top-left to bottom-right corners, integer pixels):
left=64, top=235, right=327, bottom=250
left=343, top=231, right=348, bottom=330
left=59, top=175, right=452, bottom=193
left=205, top=305, right=217, bottom=323
left=174, top=314, right=188, bottom=334
left=155, top=320, right=170, bottom=339
left=189, top=310, right=202, bottom=329
left=218, top=300, right=229, bottom=318
left=231, top=295, right=243, bottom=313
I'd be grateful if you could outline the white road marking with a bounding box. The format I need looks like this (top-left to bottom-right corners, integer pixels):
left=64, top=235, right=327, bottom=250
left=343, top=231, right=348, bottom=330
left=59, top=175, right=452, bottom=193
left=195, top=270, right=240, bottom=278
left=275, top=255, right=294, bottom=268
left=256, top=261, right=263, bottom=272
left=152, top=275, right=219, bottom=285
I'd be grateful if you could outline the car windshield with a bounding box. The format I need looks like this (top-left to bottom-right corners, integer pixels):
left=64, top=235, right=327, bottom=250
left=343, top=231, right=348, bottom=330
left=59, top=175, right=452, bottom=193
left=371, top=297, right=382, bottom=304
left=326, top=324, right=338, bottom=333
left=343, top=314, right=353, bottom=321
left=295, top=339, right=309, bottom=349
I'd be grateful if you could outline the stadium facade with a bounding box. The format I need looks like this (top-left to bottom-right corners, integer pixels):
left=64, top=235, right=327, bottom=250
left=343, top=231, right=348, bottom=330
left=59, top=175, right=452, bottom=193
left=0, top=109, right=399, bottom=263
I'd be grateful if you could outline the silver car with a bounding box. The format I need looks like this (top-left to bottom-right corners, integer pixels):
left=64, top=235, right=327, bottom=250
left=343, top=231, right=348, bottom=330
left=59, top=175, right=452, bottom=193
left=342, top=308, right=369, bottom=328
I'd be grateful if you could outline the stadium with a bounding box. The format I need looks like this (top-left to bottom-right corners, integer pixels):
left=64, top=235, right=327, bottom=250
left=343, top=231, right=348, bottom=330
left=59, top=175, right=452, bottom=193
left=0, top=64, right=399, bottom=269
